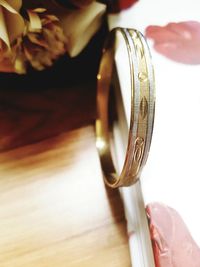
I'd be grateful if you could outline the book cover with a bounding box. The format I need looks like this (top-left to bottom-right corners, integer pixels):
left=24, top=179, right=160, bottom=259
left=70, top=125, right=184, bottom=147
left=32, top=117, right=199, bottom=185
left=108, top=1, right=200, bottom=266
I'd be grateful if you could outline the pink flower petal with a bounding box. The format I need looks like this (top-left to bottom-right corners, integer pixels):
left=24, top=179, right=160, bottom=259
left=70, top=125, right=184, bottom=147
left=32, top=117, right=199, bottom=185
left=146, top=21, right=200, bottom=65
left=146, top=203, right=200, bottom=267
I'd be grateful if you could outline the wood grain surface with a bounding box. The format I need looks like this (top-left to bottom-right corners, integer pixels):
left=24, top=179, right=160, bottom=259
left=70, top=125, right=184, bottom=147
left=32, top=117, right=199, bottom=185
left=0, top=83, right=131, bottom=267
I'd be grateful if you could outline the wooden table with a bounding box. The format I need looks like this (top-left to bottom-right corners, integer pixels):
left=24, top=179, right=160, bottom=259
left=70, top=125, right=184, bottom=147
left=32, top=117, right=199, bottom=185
left=0, top=82, right=131, bottom=267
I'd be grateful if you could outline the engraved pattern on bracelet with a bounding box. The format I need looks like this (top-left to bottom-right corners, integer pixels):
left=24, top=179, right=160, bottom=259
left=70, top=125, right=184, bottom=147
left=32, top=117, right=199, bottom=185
left=96, top=27, right=155, bottom=188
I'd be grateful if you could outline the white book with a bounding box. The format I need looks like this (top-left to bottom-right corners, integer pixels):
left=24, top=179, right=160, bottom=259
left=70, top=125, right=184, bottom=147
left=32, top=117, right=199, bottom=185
left=108, top=1, right=200, bottom=266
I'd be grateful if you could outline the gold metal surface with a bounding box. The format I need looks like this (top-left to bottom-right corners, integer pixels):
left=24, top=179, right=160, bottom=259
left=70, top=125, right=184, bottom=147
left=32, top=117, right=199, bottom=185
left=96, top=28, right=155, bottom=188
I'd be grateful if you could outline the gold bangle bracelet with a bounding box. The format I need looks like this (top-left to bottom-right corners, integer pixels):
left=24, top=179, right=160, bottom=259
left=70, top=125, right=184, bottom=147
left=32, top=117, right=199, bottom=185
left=96, top=28, right=155, bottom=188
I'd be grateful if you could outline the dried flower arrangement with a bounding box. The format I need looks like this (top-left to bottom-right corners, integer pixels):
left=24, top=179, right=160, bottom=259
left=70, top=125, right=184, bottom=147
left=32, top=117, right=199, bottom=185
left=0, top=0, right=137, bottom=74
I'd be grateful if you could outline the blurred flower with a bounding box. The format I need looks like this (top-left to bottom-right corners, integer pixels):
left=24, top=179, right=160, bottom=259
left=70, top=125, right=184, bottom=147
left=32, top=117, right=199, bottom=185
left=147, top=203, right=200, bottom=267
left=0, top=47, right=17, bottom=73
left=146, top=21, right=200, bottom=65
left=0, top=0, right=106, bottom=73
left=0, top=0, right=24, bottom=45
left=49, top=1, right=106, bottom=57
left=0, top=0, right=25, bottom=72
left=22, top=8, right=67, bottom=71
